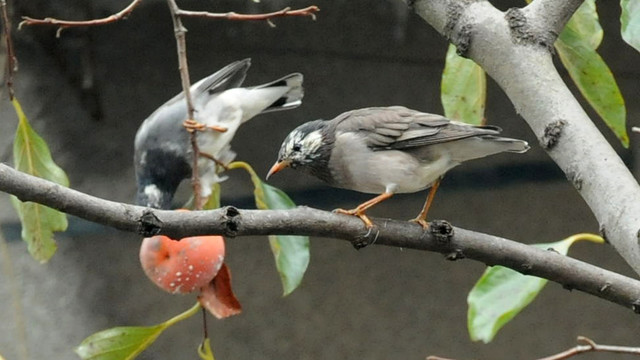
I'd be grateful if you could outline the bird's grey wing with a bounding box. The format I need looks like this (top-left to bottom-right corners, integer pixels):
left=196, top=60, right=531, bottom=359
left=333, top=106, right=460, bottom=149
left=387, top=121, right=503, bottom=150
left=162, top=58, right=251, bottom=110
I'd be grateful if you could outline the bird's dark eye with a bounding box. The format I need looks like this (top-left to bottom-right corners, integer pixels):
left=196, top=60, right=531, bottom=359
left=292, top=144, right=302, bottom=152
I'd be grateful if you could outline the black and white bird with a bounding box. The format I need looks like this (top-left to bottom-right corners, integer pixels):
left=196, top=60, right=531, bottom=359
left=135, top=59, right=303, bottom=209
left=267, top=106, right=529, bottom=228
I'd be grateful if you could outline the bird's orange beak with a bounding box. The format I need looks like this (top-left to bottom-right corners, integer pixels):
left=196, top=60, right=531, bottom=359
left=266, top=160, right=290, bottom=180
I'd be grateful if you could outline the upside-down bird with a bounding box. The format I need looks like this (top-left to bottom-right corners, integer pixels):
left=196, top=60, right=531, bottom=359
left=135, top=59, right=303, bottom=209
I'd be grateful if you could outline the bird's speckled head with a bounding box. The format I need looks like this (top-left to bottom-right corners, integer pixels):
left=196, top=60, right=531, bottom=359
left=267, top=119, right=333, bottom=181
left=277, top=120, right=328, bottom=168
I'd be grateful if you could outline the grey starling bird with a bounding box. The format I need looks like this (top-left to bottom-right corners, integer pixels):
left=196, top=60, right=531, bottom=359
left=267, top=106, right=529, bottom=228
left=135, top=58, right=303, bottom=209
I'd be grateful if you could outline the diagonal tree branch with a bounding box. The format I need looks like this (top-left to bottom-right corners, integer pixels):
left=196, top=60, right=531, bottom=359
left=404, top=0, right=640, bottom=275
left=1, top=163, right=640, bottom=312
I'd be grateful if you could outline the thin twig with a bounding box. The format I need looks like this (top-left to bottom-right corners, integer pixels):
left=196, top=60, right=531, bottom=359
left=165, top=0, right=203, bottom=210
left=1, top=0, right=17, bottom=99
left=18, top=2, right=319, bottom=37
left=537, top=336, right=640, bottom=360
left=18, top=0, right=143, bottom=37
left=176, top=5, right=319, bottom=22
left=632, top=127, right=639, bottom=134
left=427, top=336, right=640, bottom=360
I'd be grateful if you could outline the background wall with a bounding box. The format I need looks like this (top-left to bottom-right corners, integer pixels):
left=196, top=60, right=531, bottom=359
left=1, top=1, right=639, bottom=359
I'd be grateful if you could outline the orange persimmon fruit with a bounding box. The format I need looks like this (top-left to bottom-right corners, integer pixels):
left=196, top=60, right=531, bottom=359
left=139, top=235, right=225, bottom=294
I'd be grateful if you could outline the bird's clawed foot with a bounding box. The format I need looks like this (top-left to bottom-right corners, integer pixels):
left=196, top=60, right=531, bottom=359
left=409, top=217, right=430, bottom=229
left=183, top=119, right=228, bottom=133
left=333, top=208, right=374, bottom=228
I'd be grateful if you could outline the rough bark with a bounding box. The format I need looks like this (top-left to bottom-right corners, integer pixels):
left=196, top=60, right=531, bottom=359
left=1, top=163, right=640, bottom=312
left=405, top=0, right=640, bottom=275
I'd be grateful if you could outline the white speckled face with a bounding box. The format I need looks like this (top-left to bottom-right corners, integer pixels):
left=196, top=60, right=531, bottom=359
left=144, top=184, right=163, bottom=207
left=279, top=128, right=324, bottom=167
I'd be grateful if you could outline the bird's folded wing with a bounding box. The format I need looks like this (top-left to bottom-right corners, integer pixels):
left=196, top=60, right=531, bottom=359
left=335, top=106, right=499, bottom=150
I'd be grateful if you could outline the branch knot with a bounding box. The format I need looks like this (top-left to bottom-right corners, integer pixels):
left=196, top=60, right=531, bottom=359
left=540, top=119, right=567, bottom=150
left=505, top=8, right=554, bottom=51
left=138, top=210, right=163, bottom=237
left=223, top=206, right=240, bottom=237
left=430, top=220, right=453, bottom=243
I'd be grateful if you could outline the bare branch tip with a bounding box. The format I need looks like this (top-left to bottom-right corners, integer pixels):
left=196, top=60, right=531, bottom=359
left=576, top=336, right=596, bottom=348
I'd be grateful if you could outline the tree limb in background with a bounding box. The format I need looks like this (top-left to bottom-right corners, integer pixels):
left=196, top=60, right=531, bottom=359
left=175, top=6, right=319, bottom=25
left=19, top=0, right=143, bottom=37
left=165, top=0, right=203, bottom=209
left=1, top=163, right=640, bottom=312
left=19, top=0, right=319, bottom=37
left=537, top=336, right=640, bottom=360
left=404, top=0, right=640, bottom=275
left=1, top=0, right=17, bottom=99
left=428, top=336, right=640, bottom=360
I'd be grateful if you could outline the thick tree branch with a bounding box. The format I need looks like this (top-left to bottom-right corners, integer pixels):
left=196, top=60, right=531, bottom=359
left=405, top=0, right=640, bottom=275
left=1, top=163, right=640, bottom=312
left=523, top=0, right=584, bottom=43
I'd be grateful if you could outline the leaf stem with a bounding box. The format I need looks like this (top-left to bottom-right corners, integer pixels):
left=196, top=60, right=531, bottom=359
left=228, top=161, right=258, bottom=178
left=162, top=302, right=202, bottom=328
left=564, top=233, right=604, bottom=246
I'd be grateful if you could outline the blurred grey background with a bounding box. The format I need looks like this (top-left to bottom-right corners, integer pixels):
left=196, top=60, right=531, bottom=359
left=1, top=0, right=639, bottom=359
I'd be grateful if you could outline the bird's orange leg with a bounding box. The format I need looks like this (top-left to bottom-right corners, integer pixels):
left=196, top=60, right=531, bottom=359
left=411, top=178, right=442, bottom=229
left=183, top=119, right=228, bottom=133
left=334, top=192, right=394, bottom=228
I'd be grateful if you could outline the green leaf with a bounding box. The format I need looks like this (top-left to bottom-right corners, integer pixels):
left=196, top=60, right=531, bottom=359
left=228, top=161, right=310, bottom=296
left=441, top=43, right=486, bottom=125
left=75, top=325, right=166, bottom=360
left=621, top=0, right=640, bottom=53
left=467, top=234, right=604, bottom=343
left=555, top=0, right=628, bottom=147
left=203, top=182, right=221, bottom=210
left=76, top=302, right=201, bottom=360
left=564, top=0, right=602, bottom=49
left=10, top=97, right=69, bottom=262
